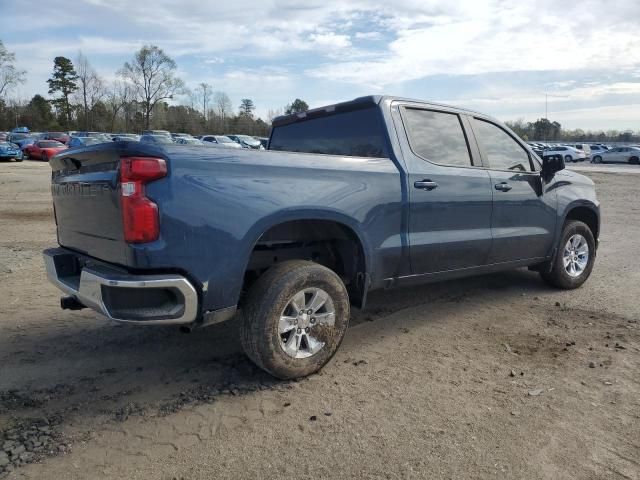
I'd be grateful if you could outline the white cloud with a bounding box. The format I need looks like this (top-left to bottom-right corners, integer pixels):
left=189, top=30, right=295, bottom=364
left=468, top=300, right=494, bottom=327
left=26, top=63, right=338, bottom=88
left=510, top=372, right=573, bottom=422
left=354, top=31, right=382, bottom=40
left=307, top=6, right=640, bottom=86
left=203, top=57, right=225, bottom=65
left=308, top=33, right=352, bottom=49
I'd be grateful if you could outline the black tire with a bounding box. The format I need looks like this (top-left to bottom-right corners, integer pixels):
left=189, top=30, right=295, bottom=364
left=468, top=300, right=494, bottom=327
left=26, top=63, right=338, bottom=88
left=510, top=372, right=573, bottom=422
left=240, top=260, right=350, bottom=379
left=564, top=155, right=573, bottom=163
left=593, top=155, right=602, bottom=164
left=42, top=152, right=48, bottom=162
left=540, top=220, right=596, bottom=289
left=629, top=156, right=639, bottom=165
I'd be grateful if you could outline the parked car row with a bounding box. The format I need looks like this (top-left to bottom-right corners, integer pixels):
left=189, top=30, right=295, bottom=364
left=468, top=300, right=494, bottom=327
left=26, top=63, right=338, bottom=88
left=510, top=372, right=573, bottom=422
left=0, top=128, right=268, bottom=162
left=526, top=142, right=618, bottom=163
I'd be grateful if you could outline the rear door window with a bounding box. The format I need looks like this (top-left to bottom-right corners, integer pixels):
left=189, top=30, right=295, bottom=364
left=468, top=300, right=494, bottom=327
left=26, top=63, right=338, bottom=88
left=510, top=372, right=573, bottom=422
left=472, top=118, right=533, bottom=172
left=401, top=108, right=473, bottom=167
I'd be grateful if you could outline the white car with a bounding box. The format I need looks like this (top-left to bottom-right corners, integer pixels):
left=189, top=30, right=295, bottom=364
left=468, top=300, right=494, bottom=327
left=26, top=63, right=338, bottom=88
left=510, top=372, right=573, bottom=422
left=544, top=145, right=586, bottom=162
left=592, top=146, right=640, bottom=164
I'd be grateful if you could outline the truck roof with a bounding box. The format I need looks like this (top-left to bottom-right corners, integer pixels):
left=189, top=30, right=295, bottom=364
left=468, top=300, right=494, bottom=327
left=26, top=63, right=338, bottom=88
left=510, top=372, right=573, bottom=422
left=271, top=95, right=485, bottom=127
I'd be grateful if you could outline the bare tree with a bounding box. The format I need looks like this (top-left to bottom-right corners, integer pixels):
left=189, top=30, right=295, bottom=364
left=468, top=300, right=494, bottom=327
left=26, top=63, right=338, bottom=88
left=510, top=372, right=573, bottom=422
left=195, top=83, right=212, bottom=121
left=75, top=52, right=104, bottom=130
left=119, top=45, right=185, bottom=129
left=105, top=80, right=132, bottom=132
left=0, top=40, right=26, bottom=98
left=213, top=91, right=232, bottom=119
left=266, top=107, right=283, bottom=124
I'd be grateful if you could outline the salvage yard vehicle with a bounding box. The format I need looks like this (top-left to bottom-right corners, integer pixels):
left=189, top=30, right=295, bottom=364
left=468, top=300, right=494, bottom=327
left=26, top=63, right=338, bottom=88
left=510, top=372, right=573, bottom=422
left=42, top=95, right=600, bottom=379
left=571, top=144, right=591, bottom=161
left=68, top=136, right=105, bottom=148
left=226, top=134, right=264, bottom=149
left=201, top=135, right=243, bottom=148
left=543, top=145, right=586, bottom=162
left=0, top=141, right=23, bottom=161
left=23, top=140, right=67, bottom=161
left=592, top=146, right=640, bottom=164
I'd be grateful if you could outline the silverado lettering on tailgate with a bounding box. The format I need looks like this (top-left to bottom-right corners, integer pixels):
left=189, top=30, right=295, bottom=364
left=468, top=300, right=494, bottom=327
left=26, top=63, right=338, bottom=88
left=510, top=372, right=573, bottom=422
left=52, top=182, right=111, bottom=197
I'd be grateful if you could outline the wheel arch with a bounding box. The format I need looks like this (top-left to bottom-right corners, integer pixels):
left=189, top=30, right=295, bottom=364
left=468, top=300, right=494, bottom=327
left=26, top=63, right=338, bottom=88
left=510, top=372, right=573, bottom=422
left=563, top=202, right=600, bottom=244
left=240, top=209, right=373, bottom=307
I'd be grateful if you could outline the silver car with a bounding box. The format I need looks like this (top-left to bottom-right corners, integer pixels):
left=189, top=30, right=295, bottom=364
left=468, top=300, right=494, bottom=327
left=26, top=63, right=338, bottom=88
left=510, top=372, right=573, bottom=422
left=592, top=146, right=640, bottom=164
left=201, top=135, right=243, bottom=149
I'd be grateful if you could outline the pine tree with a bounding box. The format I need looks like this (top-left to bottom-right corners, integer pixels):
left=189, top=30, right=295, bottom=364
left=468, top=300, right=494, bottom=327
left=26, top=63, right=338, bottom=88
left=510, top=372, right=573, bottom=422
left=47, top=56, right=78, bottom=127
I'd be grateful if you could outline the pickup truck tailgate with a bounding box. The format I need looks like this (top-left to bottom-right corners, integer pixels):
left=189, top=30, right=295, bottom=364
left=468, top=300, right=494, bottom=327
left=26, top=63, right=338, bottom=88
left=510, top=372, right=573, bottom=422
left=49, top=145, right=127, bottom=265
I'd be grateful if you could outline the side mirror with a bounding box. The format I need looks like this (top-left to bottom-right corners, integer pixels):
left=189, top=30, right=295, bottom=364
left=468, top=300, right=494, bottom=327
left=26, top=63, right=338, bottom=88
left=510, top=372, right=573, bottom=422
left=542, top=154, right=565, bottom=177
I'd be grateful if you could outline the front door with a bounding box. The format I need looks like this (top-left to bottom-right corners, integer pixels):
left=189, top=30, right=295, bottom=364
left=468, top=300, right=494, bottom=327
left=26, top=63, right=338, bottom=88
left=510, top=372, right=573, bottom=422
left=469, top=118, right=557, bottom=263
left=400, top=107, right=494, bottom=274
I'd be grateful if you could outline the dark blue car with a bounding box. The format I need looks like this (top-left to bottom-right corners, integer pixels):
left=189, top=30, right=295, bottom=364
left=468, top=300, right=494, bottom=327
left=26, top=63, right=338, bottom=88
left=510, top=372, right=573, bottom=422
left=43, top=95, right=599, bottom=379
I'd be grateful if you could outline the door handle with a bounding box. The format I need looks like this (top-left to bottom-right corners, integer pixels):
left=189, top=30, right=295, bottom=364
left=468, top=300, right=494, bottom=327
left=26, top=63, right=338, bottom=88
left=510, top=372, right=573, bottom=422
left=414, top=180, right=438, bottom=191
left=494, top=182, right=512, bottom=192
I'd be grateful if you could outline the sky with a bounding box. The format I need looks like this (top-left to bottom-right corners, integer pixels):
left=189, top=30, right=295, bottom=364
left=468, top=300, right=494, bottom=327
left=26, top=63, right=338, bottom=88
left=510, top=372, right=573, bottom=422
left=2, top=0, right=640, bottom=131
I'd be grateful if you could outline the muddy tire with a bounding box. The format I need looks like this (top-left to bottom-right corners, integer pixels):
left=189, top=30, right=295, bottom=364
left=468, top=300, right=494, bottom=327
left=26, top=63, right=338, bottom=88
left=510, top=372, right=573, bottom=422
left=540, top=220, right=596, bottom=289
left=240, top=260, right=350, bottom=379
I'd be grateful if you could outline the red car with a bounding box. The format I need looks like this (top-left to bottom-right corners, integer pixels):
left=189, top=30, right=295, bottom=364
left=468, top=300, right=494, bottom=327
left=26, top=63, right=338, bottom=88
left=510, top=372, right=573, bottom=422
left=23, top=140, right=68, bottom=161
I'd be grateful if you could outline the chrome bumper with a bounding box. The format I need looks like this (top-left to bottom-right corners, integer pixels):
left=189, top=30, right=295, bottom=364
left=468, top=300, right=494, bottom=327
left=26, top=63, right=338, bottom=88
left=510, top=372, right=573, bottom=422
left=43, top=248, right=198, bottom=325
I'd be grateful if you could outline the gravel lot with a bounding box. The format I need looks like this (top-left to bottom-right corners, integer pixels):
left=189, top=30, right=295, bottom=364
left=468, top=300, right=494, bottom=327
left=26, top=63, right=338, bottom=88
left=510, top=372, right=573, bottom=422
left=0, top=161, right=638, bottom=479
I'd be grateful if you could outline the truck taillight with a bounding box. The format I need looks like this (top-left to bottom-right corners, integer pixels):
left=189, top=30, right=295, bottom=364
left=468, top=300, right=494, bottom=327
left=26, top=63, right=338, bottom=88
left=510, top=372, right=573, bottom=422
left=119, top=157, right=167, bottom=243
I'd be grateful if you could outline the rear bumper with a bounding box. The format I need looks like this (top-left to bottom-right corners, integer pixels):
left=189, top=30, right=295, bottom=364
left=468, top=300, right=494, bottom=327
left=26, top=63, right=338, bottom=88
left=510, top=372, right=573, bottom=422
left=43, top=248, right=199, bottom=325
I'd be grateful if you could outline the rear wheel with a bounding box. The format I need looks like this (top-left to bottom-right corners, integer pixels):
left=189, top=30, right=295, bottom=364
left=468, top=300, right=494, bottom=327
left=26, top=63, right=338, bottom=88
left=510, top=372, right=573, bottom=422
left=564, top=154, right=573, bottom=163
left=540, top=220, right=595, bottom=289
left=240, top=260, right=350, bottom=379
left=629, top=156, right=639, bottom=165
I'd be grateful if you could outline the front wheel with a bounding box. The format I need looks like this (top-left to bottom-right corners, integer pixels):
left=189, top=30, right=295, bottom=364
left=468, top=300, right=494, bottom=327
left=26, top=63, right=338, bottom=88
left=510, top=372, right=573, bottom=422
left=540, top=220, right=596, bottom=289
left=240, top=260, right=350, bottom=379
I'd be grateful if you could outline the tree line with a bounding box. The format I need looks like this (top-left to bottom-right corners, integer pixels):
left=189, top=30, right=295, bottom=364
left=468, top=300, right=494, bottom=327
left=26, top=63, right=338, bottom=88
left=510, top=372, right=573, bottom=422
left=505, top=117, right=639, bottom=144
left=0, top=40, right=310, bottom=136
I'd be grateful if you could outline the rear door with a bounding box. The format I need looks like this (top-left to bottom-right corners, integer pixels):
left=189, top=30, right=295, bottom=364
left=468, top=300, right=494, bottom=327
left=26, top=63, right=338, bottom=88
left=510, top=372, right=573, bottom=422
left=604, top=147, right=622, bottom=162
left=469, top=117, right=556, bottom=263
left=398, top=105, right=493, bottom=274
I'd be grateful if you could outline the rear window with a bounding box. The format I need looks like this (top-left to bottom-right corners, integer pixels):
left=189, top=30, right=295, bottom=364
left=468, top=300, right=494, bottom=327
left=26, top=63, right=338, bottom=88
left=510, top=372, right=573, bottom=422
left=270, top=107, right=388, bottom=158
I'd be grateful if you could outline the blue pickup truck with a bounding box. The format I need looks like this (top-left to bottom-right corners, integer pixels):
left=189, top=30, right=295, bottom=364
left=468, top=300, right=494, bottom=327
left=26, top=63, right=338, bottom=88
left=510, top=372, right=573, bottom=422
left=43, top=95, right=600, bottom=378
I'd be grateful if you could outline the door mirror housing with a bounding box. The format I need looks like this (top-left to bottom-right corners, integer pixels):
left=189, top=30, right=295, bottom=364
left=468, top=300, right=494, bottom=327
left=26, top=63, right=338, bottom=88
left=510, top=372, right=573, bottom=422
left=542, top=153, right=565, bottom=177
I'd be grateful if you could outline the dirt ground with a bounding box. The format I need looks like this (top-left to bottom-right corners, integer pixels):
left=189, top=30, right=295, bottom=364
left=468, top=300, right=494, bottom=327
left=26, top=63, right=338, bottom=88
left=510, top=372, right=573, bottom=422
left=0, top=161, right=638, bottom=479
